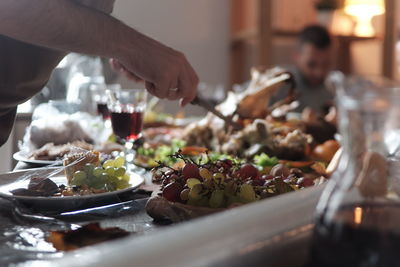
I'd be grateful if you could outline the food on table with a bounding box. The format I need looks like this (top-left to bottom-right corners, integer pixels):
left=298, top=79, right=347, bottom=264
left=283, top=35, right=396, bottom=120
left=28, top=118, right=93, bottom=149
left=142, top=127, right=185, bottom=145
left=94, top=141, right=125, bottom=155
left=184, top=115, right=314, bottom=160
left=182, top=67, right=338, bottom=160
left=135, top=139, right=186, bottom=168
left=48, top=223, right=130, bottom=251
left=146, top=151, right=327, bottom=222
left=143, top=111, right=175, bottom=129
left=219, top=119, right=313, bottom=160
left=63, top=155, right=131, bottom=195
left=11, top=176, right=59, bottom=197
left=253, top=153, right=279, bottom=168
left=311, top=140, right=340, bottom=163
left=27, top=141, right=93, bottom=161
left=11, top=153, right=132, bottom=197
left=146, top=195, right=223, bottom=222
left=64, top=150, right=101, bottom=183
left=302, top=107, right=337, bottom=143
left=236, top=67, right=295, bottom=119
left=26, top=140, right=124, bottom=162
left=136, top=139, right=186, bottom=167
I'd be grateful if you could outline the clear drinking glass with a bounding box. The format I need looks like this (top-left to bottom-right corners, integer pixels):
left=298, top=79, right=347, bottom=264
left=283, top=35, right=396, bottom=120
left=308, top=72, right=400, bottom=266
left=108, top=89, right=147, bottom=144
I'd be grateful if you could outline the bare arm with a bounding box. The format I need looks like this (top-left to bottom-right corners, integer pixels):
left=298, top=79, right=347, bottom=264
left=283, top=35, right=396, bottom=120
left=0, top=0, right=198, bottom=104
left=0, top=0, right=127, bottom=58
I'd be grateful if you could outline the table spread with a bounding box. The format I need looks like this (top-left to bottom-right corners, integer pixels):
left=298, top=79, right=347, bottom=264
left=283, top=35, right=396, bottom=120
left=0, top=162, right=167, bottom=266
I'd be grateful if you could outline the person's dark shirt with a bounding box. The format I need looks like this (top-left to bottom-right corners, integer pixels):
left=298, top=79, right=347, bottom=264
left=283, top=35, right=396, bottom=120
left=271, top=65, right=334, bottom=114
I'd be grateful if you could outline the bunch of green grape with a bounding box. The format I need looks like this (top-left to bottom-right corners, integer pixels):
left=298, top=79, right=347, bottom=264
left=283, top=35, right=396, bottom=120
left=71, top=156, right=131, bottom=191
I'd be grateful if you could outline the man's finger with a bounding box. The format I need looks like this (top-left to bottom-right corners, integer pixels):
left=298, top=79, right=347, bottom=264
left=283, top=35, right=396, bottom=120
left=166, top=79, right=180, bottom=100
left=178, top=75, right=197, bottom=106
left=145, top=81, right=157, bottom=97
left=153, top=81, right=169, bottom=99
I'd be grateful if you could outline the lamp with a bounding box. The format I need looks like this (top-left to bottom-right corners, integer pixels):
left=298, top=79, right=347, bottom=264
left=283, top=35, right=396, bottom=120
left=344, top=0, right=385, bottom=37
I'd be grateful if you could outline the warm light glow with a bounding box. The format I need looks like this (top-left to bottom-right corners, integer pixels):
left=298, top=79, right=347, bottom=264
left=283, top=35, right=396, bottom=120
left=354, top=206, right=363, bottom=224
left=344, top=0, right=385, bottom=37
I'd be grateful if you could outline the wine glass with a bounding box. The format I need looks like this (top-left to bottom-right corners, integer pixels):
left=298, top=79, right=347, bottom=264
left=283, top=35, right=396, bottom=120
left=107, top=89, right=147, bottom=162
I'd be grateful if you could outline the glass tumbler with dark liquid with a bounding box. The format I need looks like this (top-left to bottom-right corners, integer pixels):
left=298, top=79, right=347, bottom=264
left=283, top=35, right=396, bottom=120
left=307, top=73, right=400, bottom=267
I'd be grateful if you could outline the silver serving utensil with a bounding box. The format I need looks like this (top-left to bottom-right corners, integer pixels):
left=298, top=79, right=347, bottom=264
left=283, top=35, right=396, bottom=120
left=191, top=96, right=242, bottom=130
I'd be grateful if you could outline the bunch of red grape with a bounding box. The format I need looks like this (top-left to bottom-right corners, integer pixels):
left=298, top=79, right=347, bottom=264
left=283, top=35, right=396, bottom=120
left=152, top=154, right=314, bottom=208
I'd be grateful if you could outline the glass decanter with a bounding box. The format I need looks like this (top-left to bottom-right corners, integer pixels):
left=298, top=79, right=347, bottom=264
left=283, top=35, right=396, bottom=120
left=308, top=73, right=400, bottom=267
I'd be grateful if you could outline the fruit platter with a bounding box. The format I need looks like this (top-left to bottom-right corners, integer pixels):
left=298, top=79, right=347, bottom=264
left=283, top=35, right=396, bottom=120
left=145, top=145, right=338, bottom=222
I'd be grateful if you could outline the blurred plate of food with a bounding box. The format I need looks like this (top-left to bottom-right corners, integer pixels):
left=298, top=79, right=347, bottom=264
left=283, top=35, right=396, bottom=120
left=13, top=151, right=63, bottom=166
left=1, top=152, right=144, bottom=212
left=14, top=140, right=124, bottom=166
left=13, top=141, right=93, bottom=166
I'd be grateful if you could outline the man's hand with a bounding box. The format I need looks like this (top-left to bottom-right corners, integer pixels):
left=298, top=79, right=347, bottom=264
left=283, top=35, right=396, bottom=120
left=0, top=0, right=199, bottom=106
left=111, top=35, right=198, bottom=106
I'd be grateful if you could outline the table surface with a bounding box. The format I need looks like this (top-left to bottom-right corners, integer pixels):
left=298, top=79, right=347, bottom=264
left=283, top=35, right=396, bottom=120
left=0, top=162, right=165, bottom=266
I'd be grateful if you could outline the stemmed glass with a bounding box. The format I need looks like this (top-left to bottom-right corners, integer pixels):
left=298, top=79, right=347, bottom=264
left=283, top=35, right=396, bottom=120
left=107, top=89, right=147, bottom=162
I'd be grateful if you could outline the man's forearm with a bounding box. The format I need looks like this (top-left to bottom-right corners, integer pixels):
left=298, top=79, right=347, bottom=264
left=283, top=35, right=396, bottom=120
left=0, top=0, right=135, bottom=59
left=0, top=0, right=199, bottom=105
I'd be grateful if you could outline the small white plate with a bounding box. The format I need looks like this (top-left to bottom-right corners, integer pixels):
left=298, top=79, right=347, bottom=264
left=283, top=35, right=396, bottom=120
left=13, top=151, right=62, bottom=166
left=0, top=168, right=144, bottom=212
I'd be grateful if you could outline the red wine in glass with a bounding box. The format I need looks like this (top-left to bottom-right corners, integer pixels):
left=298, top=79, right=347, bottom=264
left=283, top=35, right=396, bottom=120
left=110, top=111, right=144, bottom=141
left=97, top=103, right=111, bottom=120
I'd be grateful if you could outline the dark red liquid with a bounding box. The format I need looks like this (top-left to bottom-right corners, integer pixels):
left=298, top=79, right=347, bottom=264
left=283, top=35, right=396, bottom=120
left=97, top=103, right=110, bottom=120
left=307, top=203, right=400, bottom=267
left=110, top=111, right=143, bottom=140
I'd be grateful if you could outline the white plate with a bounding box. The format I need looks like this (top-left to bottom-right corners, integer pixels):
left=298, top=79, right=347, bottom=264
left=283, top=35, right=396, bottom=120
left=0, top=168, right=144, bottom=212
left=13, top=151, right=62, bottom=166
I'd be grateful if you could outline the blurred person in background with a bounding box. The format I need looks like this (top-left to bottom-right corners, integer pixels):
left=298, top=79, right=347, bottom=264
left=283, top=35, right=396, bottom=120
left=273, top=24, right=335, bottom=114
left=0, top=0, right=198, bottom=146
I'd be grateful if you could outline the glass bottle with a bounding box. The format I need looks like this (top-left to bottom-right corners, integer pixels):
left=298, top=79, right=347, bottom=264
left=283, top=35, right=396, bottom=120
left=308, top=72, right=400, bottom=267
